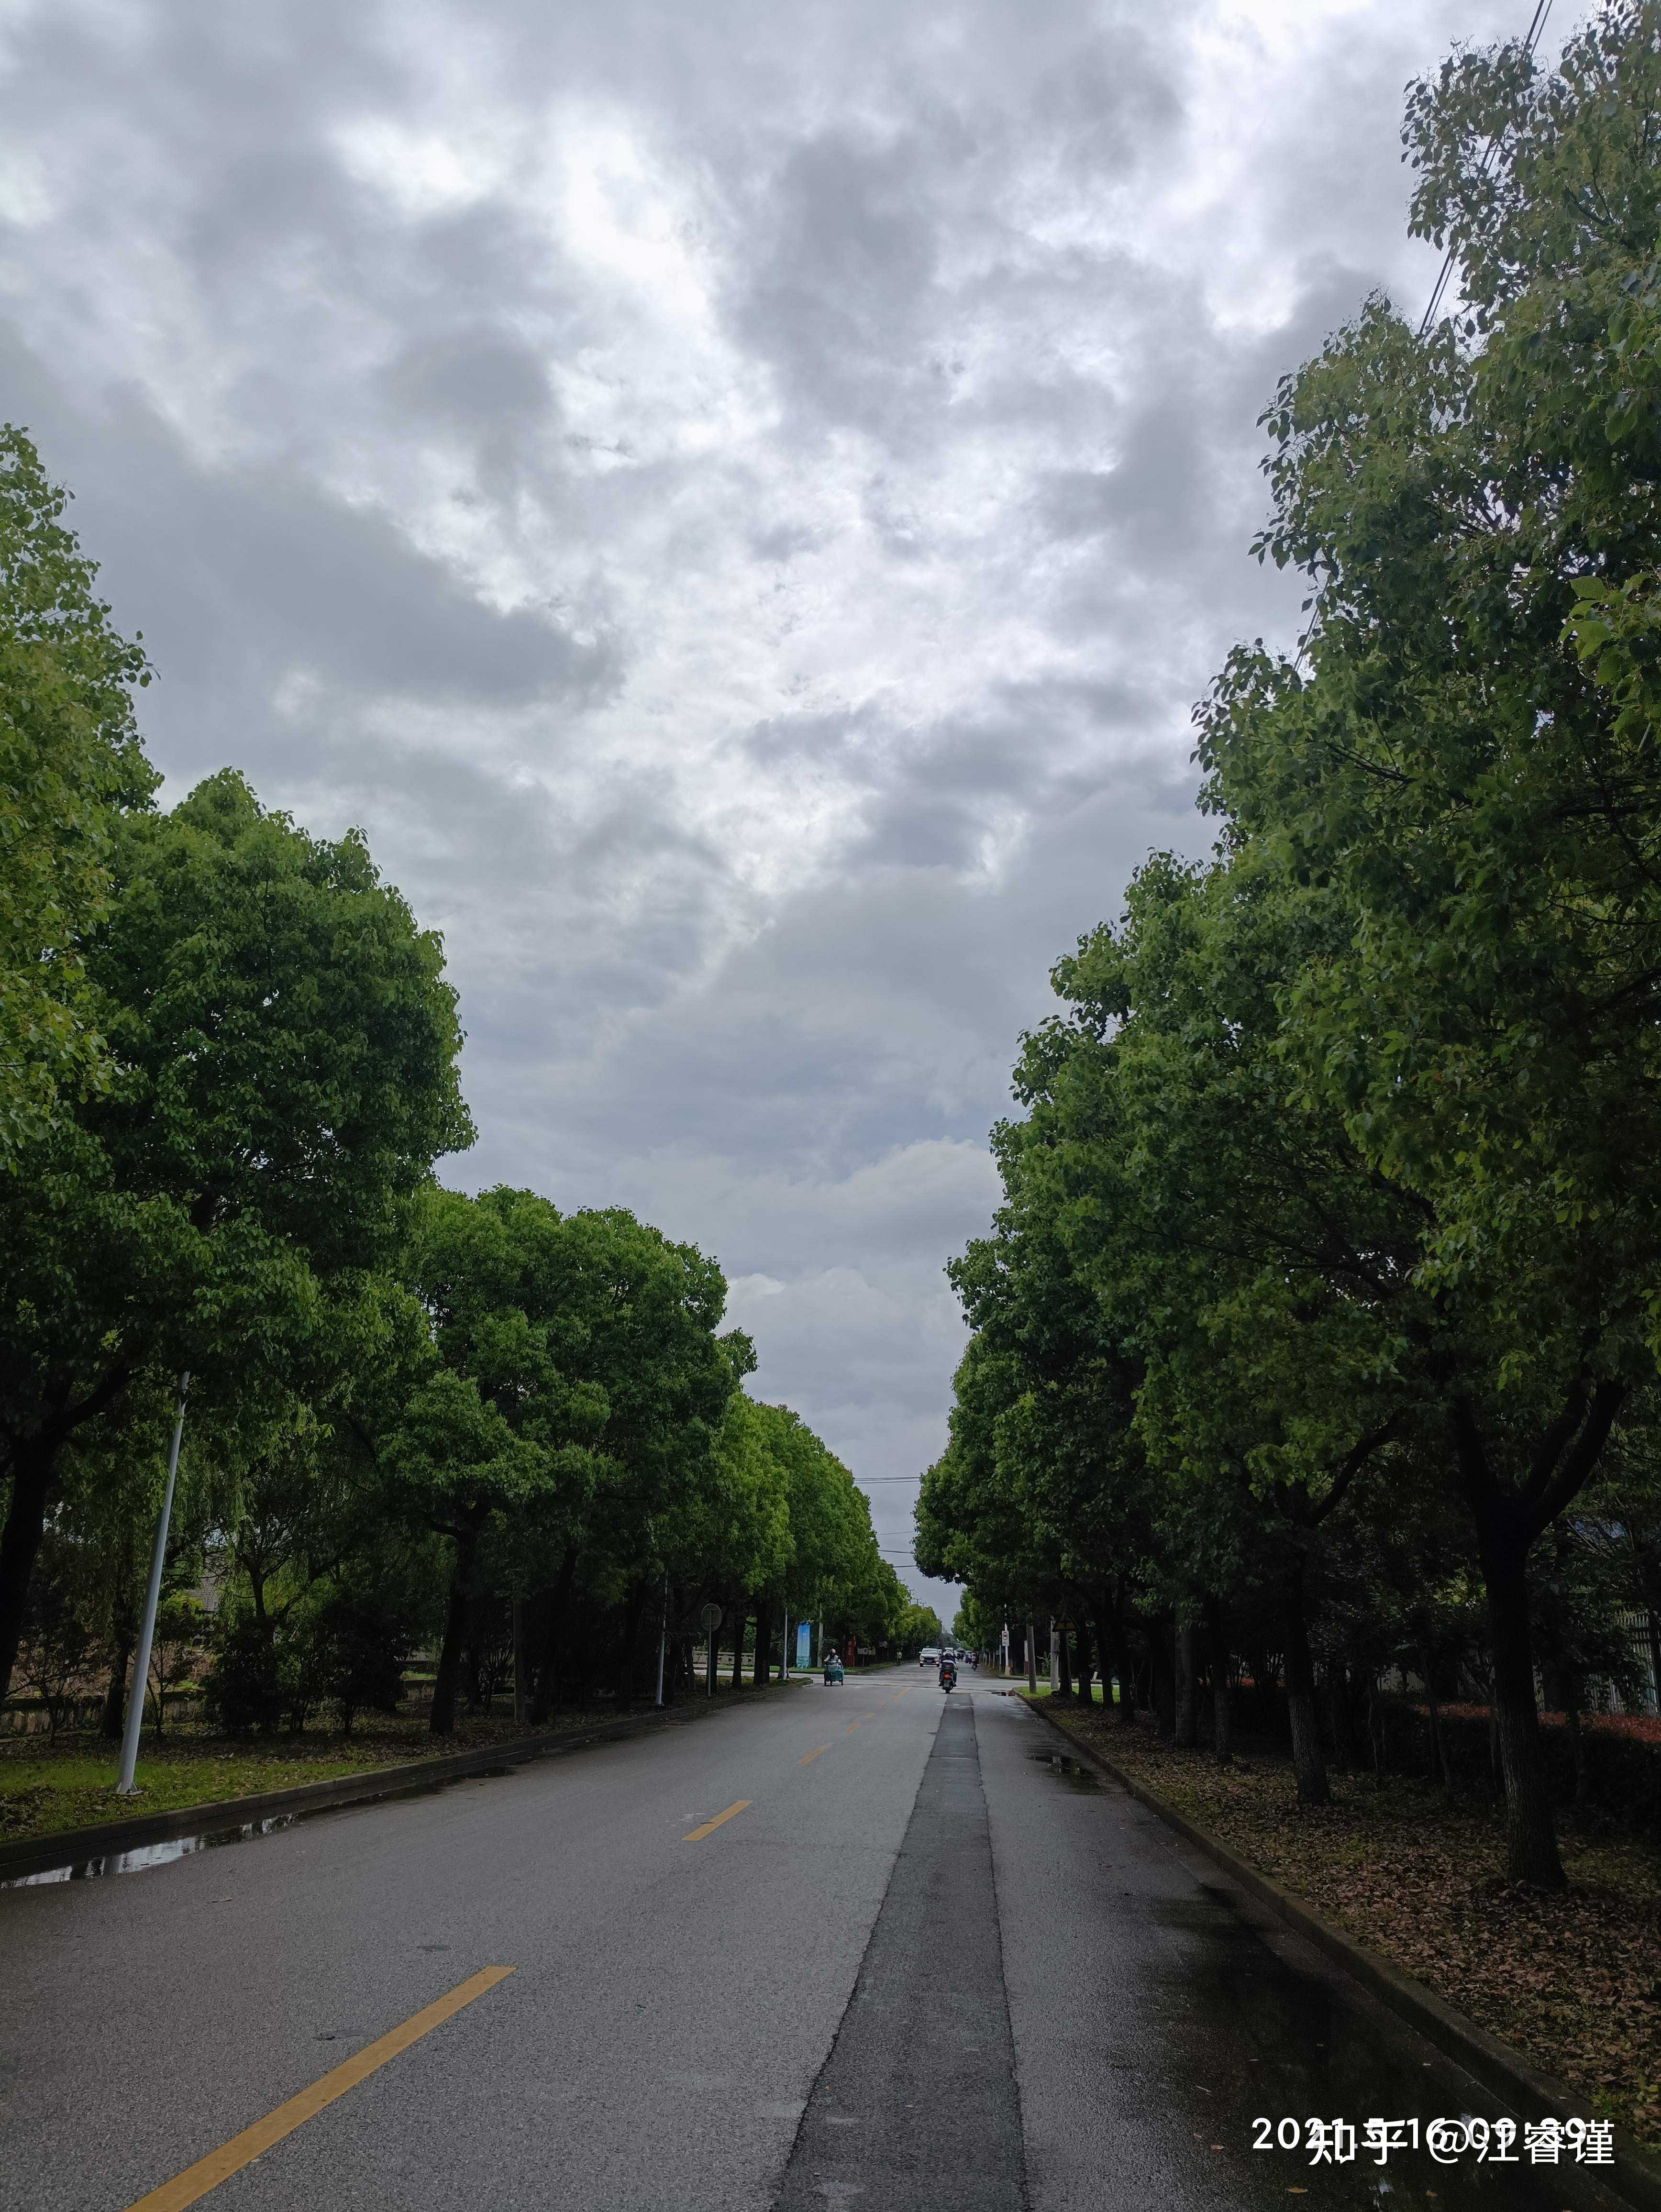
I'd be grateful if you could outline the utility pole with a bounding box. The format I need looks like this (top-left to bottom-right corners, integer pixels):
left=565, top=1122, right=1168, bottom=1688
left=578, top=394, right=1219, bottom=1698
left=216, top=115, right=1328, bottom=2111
left=117, top=1375, right=189, bottom=1796
left=1049, top=1615, right=1059, bottom=1695
left=655, top=1574, right=668, bottom=1708
left=1025, top=1620, right=1037, bottom=1694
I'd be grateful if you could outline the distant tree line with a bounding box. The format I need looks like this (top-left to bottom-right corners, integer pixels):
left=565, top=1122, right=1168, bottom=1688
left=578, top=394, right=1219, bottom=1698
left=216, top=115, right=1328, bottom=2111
left=0, top=429, right=908, bottom=1754
left=918, top=5, right=1661, bottom=1892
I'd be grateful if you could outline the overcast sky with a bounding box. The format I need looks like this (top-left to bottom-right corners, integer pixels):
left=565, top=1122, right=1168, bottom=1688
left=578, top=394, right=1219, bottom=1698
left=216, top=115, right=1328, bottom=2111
left=0, top=0, right=1555, bottom=1615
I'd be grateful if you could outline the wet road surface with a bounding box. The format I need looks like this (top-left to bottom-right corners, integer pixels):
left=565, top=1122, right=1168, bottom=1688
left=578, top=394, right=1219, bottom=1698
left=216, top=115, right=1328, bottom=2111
left=0, top=1672, right=1628, bottom=2210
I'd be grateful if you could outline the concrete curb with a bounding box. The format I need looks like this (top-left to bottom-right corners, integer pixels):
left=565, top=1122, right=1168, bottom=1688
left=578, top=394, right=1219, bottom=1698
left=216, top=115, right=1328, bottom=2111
left=0, top=1689, right=780, bottom=1885
left=1024, top=1696, right=1661, bottom=2212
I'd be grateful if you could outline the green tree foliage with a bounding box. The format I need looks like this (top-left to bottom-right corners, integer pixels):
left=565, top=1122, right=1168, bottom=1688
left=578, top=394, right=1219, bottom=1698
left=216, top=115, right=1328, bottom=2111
left=922, top=5, right=1661, bottom=1886
left=0, top=436, right=905, bottom=1768
left=0, top=770, right=471, bottom=1703
left=0, top=427, right=155, bottom=1164
left=376, top=1186, right=734, bottom=1733
left=1196, top=1, right=1661, bottom=1883
left=896, top=1603, right=943, bottom=1657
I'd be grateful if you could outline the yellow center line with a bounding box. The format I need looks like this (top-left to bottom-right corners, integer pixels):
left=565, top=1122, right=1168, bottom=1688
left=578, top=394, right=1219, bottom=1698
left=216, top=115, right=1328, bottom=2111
left=683, top=1799, right=751, bottom=1841
left=123, top=1965, right=514, bottom=2212
left=799, top=1743, right=834, bottom=1764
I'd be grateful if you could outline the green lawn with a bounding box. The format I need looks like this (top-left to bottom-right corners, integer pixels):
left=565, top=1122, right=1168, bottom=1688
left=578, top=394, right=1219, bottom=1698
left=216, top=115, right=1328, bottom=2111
left=0, top=1710, right=599, bottom=1845
left=0, top=1678, right=815, bottom=1847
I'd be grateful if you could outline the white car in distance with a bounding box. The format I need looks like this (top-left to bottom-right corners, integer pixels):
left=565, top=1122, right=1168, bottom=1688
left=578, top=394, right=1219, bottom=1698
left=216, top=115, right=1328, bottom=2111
left=919, top=1646, right=941, bottom=1669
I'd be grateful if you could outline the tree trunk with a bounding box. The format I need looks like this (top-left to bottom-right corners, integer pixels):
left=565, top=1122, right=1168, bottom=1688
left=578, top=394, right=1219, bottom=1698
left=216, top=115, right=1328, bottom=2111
left=1467, top=1492, right=1566, bottom=1888
left=463, top=1590, right=487, bottom=1714
left=1205, top=1597, right=1233, bottom=1765
left=1646, top=1608, right=1661, bottom=1719
left=1118, top=1606, right=1140, bottom=1726
left=101, top=1538, right=138, bottom=1740
left=100, top=1632, right=133, bottom=1740
left=1562, top=1690, right=1587, bottom=1809
left=1452, top=1381, right=1627, bottom=1884
left=753, top=1601, right=772, bottom=1689
left=1071, top=1612, right=1094, bottom=1705
left=430, top=1516, right=484, bottom=1736
left=1421, top=1644, right=1449, bottom=1792
left=1327, top=1667, right=1358, bottom=1769
left=1054, top=1615, right=1073, bottom=1701
left=1175, top=1623, right=1198, bottom=1748
left=529, top=1541, right=579, bottom=1723
left=0, top=1436, right=58, bottom=1707
left=1282, top=1563, right=1329, bottom=1806
left=1541, top=1634, right=1589, bottom=1810
left=614, top=1579, right=650, bottom=1711
left=1150, top=1620, right=1176, bottom=1738
left=731, top=1605, right=748, bottom=1692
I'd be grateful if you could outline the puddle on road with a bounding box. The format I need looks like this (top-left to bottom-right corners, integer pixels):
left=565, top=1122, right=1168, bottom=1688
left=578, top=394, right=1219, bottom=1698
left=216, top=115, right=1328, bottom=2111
left=1, top=1813, right=299, bottom=1887
left=1148, top=1881, right=1618, bottom=2210
left=1030, top=1750, right=1101, bottom=1791
left=2, top=1759, right=536, bottom=1890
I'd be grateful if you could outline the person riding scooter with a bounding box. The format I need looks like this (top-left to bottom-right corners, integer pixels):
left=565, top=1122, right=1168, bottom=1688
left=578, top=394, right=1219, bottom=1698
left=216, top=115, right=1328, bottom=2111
left=822, top=1651, right=844, bottom=1685
left=938, top=1655, right=958, bottom=1692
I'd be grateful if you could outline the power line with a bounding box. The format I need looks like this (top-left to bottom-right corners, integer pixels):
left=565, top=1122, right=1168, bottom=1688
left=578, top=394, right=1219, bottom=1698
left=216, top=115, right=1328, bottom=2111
left=1417, top=0, right=1553, bottom=337
left=1296, top=0, right=1553, bottom=673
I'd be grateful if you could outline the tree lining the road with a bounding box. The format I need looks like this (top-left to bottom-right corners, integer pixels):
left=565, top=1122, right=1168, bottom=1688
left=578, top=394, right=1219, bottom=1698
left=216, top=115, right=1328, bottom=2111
left=918, top=3, right=1661, bottom=1891
left=0, top=430, right=907, bottom=1748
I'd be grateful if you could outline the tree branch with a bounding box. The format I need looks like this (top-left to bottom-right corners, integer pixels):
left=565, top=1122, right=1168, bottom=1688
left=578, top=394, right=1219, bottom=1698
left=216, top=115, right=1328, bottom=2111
left=1522, top=1382, right=1591, bottom=1506
left=1310, top=1411, right=1405, bottom=1526
left=1529, top=1379, right=1628, bottom=1536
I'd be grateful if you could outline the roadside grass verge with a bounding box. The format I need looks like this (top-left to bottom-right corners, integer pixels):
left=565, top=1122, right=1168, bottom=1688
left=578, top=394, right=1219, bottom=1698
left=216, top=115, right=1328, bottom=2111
left=1030, top=1696, right=1661, bottom=2148
left=0, top=1679, right=801, bottom=1844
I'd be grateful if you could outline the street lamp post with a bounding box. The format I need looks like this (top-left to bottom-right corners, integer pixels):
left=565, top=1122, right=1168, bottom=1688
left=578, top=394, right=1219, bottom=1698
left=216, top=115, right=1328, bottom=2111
left=116, top=1374, right=189, bottom=1797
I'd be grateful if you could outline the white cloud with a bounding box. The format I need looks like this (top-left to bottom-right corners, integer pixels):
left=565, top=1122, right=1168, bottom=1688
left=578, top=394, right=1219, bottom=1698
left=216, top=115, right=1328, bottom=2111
left=0, top=0, right=1550, bottom=1599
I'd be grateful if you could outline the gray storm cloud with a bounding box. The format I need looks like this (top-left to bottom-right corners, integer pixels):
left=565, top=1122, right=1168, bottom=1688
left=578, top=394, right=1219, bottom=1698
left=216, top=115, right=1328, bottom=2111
left=0, top=0, right=1550, bottom=1610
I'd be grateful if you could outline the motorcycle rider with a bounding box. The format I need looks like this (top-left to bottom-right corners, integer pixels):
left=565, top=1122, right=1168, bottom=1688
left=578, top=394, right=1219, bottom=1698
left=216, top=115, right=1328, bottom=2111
left=938, top=1654, right=958, bottom=1692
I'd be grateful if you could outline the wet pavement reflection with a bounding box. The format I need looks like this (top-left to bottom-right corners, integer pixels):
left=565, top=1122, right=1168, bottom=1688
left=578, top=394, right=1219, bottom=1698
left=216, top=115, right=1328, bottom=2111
left=1030, top=1749, right=1103, bottom=1792
left=0, top=1765, right=520, bottom=1888
left=0, top=1812, right=299, bottom=1887
left=1151, top=1877, right=1621, bottom=2209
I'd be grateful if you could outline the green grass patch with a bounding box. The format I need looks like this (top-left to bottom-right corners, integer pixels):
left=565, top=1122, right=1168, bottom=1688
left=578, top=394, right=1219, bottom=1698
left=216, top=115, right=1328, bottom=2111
left=0, top=1710, right=604, bottom=1845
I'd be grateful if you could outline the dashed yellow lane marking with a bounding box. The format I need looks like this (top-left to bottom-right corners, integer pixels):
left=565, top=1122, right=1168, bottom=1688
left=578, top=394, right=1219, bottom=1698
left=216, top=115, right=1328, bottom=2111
left=799, top=1744, right=834, bottom=1764
left=123, top=1966, right=515, bottom=2212
left=683, top=1799, right=752, bottom=1841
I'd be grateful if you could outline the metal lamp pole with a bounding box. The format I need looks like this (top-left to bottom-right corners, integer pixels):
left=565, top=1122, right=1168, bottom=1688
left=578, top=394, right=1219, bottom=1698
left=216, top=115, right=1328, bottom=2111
left=117, top=1374, right=189, bottom=1797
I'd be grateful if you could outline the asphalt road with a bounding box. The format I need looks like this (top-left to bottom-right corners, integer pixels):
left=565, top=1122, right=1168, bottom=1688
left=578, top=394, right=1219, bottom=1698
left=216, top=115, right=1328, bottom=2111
left=0, top=1672, right=1626, bottom=2211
